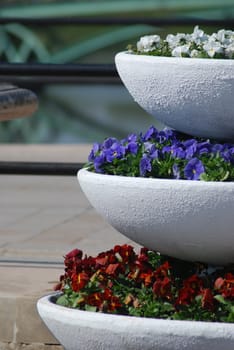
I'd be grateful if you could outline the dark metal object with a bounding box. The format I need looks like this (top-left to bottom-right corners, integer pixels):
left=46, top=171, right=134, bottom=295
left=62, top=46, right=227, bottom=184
left=0, top=63, right=119, bottom=84
left=0, top=16, right=233, bottom=27
left=0, top=259, right=63, bottom=266
left=0, top=63, right=117, bottom=77
left=0, top=161, right=84, bottom=175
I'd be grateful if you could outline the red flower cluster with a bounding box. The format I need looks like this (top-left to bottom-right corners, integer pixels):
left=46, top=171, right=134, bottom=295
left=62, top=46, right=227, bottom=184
left=152, top=262, right=172, bottom=300
left=55, top=245, right=234, bottom=321
left=215, top=273, right=234, bottom=299
left=176, top=275, right=203, bottom=306
left=175, top=274, right=215, bottom=311
left=55, top=245, right=137, bottom=312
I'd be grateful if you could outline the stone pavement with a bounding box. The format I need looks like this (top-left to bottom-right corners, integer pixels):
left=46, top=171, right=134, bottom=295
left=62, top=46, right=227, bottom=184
left=0, top=145, right=140, bottom=350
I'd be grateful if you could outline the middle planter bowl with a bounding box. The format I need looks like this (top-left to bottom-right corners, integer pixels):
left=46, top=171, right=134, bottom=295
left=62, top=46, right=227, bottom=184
left=78, top=168, right=234, bottom=265
left=115, top=52, right=234, bottom=141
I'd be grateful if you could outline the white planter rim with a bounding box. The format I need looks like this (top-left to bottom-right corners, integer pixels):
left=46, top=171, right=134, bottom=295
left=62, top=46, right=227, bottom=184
left=79, top=168, right=234, bottom=188
left=37, top=293, right=234, bottom=350
left=116, top=51, right=234, bottom=65
left=37, top=293, right=234, bottom=331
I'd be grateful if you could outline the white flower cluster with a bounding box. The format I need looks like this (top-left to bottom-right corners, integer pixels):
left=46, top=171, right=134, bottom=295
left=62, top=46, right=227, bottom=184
left=137, top=34, right=161, bottom=52
left=135, top=26, right=234, bottom=59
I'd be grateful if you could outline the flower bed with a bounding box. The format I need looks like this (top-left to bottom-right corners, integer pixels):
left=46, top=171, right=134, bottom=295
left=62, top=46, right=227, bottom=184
left=86, top=126, right=234, bottom=181
left=128, top=26, right=234, bottom=59
left=54, top=244, right=234, bottom=323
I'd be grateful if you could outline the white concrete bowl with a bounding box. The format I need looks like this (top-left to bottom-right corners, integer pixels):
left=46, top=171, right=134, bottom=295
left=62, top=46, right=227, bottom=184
left=78, top=168, right=234, bottom=265
left=37, top=293, right=234, bottom=350
left=115, top=52, right=234, bottom=141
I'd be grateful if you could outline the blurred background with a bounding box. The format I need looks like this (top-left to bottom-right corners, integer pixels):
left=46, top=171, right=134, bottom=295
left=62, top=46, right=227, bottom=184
left=0, top=0, right=234, bottom=143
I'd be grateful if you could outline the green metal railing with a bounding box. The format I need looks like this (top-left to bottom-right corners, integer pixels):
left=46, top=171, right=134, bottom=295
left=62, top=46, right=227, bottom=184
left=0, top=1, right=233, bottom=162
left=0, top=0, right=234, bottom=63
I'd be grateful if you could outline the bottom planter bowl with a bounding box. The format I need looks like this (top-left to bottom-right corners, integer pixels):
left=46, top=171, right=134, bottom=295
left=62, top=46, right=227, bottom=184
left=37, top=293, right=234, bottom=350
left=78, top=168, right=234, bottom=265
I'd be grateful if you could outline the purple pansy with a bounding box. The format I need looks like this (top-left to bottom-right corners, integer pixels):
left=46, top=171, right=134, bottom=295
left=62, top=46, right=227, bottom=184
left=140, top=155, right=152, bottom=176
left=103, top=137, right=118, bottom=149
left=157, top=129, right=175, bottom=143
left=127, top=133, right=138, bottom=143
left=93, top=153, right=106, bottom=173
left=163, top=128, right=176, bottom=140
left=184, top=158, right=205, bottom=180
left=126, top=142, right=139, bottom=155
left=163, top=144, right=185, bottom=159
left=220, top=146, right=234, bottom=163
left=144, top=142, right=159, bottom=159
left=88, top=142, right=100, bottom=162
left=197, top=141, right=211, bottom=155
left=172, top=164, right=181, bottom=179
left=229, top=147, right=234, bottom=164
left=105, top=142, right=126, bottom=163
left=149, top=147, right=159, bottom=160
left=211, top=144, right=224, bottom=153
left=142, top=126, right=158, bottom=141
left=183, top=140, right=197, bottom=159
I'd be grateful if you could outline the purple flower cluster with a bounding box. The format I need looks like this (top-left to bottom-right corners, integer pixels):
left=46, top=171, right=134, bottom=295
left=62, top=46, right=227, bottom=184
left=86, top=126, right=234, bottom=181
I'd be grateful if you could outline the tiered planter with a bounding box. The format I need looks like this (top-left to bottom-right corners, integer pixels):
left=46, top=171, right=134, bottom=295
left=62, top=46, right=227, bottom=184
left=37, top=50, right=234, bottom=349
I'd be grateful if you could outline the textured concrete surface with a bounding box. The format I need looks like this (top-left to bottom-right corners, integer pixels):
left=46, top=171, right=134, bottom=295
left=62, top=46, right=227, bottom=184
left=115, top=52, right=234, bottom=140
left=0, top=145, right=140, bottom=348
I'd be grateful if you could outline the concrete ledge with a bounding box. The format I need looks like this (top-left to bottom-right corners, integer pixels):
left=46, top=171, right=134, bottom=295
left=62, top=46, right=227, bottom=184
left=0, top=147, right=140, bottom=348
left=0, top=144, right=90, bottom=163
left=0, top=296, right=57, bottom=344
left=0, top=265, right=63, bottom=347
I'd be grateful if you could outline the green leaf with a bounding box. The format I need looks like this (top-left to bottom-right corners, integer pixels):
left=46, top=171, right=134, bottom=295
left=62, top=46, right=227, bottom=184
left=85, top=305, right=97, bottom=312
left=56, top=295, right=70, bottom=307
left=214, top=295, right=228, bottom=305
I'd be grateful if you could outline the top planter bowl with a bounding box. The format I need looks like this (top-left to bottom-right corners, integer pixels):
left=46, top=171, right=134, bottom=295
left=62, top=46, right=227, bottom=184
left=115, top=52, right=234, bottom=141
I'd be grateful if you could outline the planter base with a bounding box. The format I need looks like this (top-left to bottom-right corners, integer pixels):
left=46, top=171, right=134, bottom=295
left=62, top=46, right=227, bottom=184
left=37, top=294, right=234, bottom=350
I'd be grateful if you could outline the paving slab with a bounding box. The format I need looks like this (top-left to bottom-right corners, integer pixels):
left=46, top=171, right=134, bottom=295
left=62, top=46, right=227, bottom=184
left=0, top=144, right=90, bottom=163
left=0, top=145, right=141, bottom=348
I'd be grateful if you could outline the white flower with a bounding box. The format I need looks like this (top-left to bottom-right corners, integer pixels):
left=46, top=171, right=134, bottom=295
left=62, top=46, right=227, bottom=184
left=172, top=45, right=190, bottom=57
left=135, top=27, right=234, bottom=59
left=137, top=35, right=161, bottom=52
left=225, top=43, right=234, bottom=58
left=166, top=33, right=189, bottom=49
left=191, top=25, right=208, bottom=44
left=203, top=40, right=224, bottom=58
left=165, top=34, right=177, bottom=48
left=190, top=49, right=199, bottom=58
left=217, top=29, right=234, bottom=46
left=217, top=29, right=226, bottom=44
left=210, top=29, right=234, bottom=47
